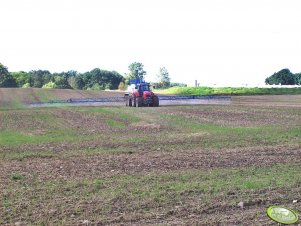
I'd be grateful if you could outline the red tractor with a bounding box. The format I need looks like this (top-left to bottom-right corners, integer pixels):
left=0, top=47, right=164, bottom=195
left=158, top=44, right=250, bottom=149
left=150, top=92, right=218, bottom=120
left=125, top=80, right=159, bottom=107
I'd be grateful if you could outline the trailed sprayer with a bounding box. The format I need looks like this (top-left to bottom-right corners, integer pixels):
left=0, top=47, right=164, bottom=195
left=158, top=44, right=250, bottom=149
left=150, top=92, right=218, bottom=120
left=124, top=80, right=159, bottom=107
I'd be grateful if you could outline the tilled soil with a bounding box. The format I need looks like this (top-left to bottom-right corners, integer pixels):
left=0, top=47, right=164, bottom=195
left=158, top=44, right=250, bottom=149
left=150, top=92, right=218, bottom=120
left=0, top=88, right=125, bottom=107
left=167, top=106, right=301, bottom=126
left=1, top=144, right=300, bottom=225
left=1, top=145, right=300, bottom=182
left=1, top=95, right=301, bottom=225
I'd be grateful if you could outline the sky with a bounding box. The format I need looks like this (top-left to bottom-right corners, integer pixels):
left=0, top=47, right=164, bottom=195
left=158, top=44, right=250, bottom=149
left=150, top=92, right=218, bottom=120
left=1, top=0, right=301, bottom=86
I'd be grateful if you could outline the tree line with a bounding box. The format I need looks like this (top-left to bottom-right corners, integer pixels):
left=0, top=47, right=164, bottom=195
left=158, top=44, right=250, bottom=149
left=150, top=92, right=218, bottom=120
left=0, top=63, right=124, bottom=90
left=265, top=69, right=301, bottom=85
left=2, top=63, right=301, bottom=89
left=0, top=62, right=185, bottom=90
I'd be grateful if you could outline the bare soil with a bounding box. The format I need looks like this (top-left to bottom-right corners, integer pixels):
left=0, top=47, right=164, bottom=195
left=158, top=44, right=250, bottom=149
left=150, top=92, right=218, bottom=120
left=1, top=145, right=300, bottom=182
left=0, top=88, right=125, bottom=107
left=0, top=94, right=301, bottom=225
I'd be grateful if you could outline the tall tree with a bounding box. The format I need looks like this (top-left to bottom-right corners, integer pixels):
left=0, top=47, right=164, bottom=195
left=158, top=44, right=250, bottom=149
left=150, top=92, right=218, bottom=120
left=11, top=71, right=30, bottom=87
left=54, top=76, right=72, bottom=89
left=127, top=62, right=146, bottom=81
left=0, top=63, right=17, bottom=87
left=29, top=70, right=52, bottom=88
left=265, top=69, right=296, bottom=85
left=80, top=68, right=123, bottom=90
left=295, top=73, right=301, bottom=85
left=156, top=67, right=171, bottom=88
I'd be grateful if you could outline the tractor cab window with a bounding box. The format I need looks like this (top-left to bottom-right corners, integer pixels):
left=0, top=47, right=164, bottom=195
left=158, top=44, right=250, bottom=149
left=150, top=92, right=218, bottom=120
left=140, top=84, right=150, bottom=92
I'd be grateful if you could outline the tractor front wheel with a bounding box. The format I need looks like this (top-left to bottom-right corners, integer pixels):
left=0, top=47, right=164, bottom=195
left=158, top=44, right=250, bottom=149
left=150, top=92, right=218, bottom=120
left=153, top=96, right=159, bottom=107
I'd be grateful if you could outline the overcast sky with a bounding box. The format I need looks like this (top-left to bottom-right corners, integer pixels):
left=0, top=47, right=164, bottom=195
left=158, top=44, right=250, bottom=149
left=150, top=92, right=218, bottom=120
left=1, top=0, right=301, bottom=86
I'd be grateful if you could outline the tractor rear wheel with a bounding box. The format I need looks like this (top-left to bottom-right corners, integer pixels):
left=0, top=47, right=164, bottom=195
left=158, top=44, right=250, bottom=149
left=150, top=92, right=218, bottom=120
left=153, top=96, right=159, bottom=107
left=137, top=97, right=143, bottom=107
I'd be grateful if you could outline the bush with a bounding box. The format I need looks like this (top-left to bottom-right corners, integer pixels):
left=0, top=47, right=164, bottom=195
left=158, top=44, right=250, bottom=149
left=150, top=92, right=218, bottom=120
left=22, top=83, right=31, bottom=88
left=42, top=81, right=56, bottom=89
left=158, top=86, right=301, bottom=96
left=88, top=83, right=104, bottom=90
left=105, top=83, right=113, bottom=90
left=118, top=82, right=126, bottom=90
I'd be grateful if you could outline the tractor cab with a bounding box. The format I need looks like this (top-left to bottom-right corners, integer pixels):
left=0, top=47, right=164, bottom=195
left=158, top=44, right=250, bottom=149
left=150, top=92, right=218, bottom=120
left=137, top=83, right=151, bottom=96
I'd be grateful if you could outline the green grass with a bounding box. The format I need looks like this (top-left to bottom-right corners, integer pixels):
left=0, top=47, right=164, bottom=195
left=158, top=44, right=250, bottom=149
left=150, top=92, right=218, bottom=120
left=80, top=107, right=141, bottom=122
left=10, top=173, right=25, bottom=181
left=160, top=114, right=301, bottom=149
left=0, top=100, right=24, bottom=110
left=0, top=129, right=78, bottom=146
left=158, top=86, right=301, bottom=96
left=106, top=119, right=125, bottom=128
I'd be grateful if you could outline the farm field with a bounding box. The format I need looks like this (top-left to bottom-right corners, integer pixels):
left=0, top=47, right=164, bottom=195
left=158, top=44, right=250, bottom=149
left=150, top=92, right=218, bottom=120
left=0, top=89, right=301, bottom=225
left=0, top=88, right=125, bottom=109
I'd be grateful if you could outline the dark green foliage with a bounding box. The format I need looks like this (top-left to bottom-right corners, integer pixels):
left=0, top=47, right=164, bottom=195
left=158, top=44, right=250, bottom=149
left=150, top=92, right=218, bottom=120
left=28, top=70, right=53, bottom=88
left=295, top=73, right=301, bottom=85
left=11, top=71, right=30, bottom=87
left=11, top=173, right=24, bottom=181
left=80, top=68, right=124, bottom=90
left=127, top=62, right=146, bottom=80
left=51, top=71, right=76, bottom=89
left=54, top=76, right=71, bottom=89
left=0, top=64, right=124, bottom=90
left=265, top=69, right=297, bottom=85
left=76, top=77, right=85, bottom=90
left=105, top=83, right=113, bottom=90
left=0, top=63, right=17, bottom=87
left=68, top=76, right=85, bottom=89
